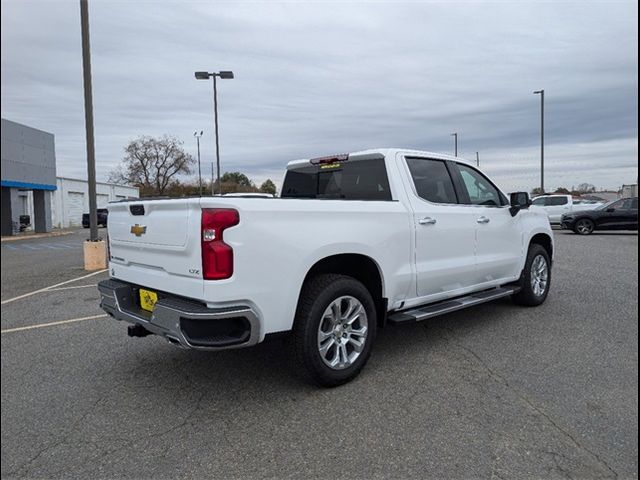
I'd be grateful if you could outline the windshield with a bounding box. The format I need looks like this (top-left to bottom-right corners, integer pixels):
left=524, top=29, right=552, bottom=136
left=596, top=200, right=617, bottom=210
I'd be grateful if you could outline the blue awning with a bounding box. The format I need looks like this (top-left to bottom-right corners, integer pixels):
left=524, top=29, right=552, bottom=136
left=1, top=180, right=57, bottom=191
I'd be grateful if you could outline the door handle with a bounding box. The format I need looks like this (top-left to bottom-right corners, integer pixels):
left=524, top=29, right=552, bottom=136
left=419, top=217, right=437, bottom=225
left=477, top=216, right=490, bottom=224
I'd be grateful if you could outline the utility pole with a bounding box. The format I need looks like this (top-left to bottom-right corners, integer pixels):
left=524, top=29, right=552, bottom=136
left=451, top=133, right=458, bottom=157
left=194, top=131, right=203, bottom=195
left=211, top=162, right=215, bottom=195
left=80, top=0, right=98, bottom=242
left=534, top=89, right=545, bottom=193
left=476, top=151, right=479, bottom=167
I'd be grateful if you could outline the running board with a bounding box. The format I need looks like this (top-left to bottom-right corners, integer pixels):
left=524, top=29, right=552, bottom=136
left=388, top=286, right=521, bottom=325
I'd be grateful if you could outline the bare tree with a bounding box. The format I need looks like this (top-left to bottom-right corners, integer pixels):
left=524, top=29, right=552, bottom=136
left=109, top=135, right=195, bottom=195
left=576, top=183, right=596, bottom=194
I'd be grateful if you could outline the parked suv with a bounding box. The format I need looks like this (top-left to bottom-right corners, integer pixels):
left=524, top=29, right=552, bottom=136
left=82, top=208, right=108, bottom=228
left=531, top=194, right=602, bottom=224
left=98, top=149, right=553, bottom=386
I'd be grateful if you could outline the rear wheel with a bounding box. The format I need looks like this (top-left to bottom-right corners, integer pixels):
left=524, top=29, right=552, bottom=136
left=512, top=244, right=551, bottom=307
left=574, top=218, right=595, bottom=235
left=292, top=274, right=376, bottom=387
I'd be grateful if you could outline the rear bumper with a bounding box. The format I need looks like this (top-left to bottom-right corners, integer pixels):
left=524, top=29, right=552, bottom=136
left=98, top=279, right=261, bottom=350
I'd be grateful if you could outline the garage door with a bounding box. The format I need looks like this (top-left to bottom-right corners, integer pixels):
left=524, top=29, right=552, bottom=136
left=67, top=192, right=85, bottom=227
left=97, top=194, right=109, bottom=208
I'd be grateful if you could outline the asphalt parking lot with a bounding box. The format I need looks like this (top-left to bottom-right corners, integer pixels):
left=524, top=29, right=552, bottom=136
left=1, top=229, right=637, bottom=479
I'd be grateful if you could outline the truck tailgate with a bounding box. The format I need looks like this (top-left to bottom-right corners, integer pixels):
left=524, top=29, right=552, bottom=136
left=107, top=198, right=204, bottom=299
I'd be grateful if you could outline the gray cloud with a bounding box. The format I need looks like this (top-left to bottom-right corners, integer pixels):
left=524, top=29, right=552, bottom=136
left=1, top=0, right=637, bottom=193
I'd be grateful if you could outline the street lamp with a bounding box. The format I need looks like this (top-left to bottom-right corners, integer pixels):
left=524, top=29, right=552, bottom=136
left=450, top=132, right=458, bottom=157
left=194, top=131, right=203, bottom=195
left=195, top=70, right=234, bottom=195
left=533, top=89, right=545, bottom=193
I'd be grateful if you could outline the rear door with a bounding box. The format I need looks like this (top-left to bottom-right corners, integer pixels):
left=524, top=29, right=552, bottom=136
left=625, top=198, right=639, bottom=229
left=451, top=163, right=523, bottom=284
left=402, top=157, right=479, bottom=299
left=545, top=196, right=570, bottom=223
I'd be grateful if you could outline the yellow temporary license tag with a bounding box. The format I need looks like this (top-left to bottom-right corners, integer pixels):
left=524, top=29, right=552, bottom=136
left=139, top=288, right=158, bottom=312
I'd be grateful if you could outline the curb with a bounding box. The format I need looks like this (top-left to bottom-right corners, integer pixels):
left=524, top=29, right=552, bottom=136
left=1, top=230, right=76, bottom=243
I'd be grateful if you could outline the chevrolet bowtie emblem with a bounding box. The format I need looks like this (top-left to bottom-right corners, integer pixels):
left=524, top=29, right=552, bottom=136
left=130, top=224, right=147, bottom=237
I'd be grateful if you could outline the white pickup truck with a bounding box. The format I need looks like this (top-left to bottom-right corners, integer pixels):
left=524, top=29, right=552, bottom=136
left=99, top=149, right=554, bottom=386
left=531, top=194, right=602, bottom=224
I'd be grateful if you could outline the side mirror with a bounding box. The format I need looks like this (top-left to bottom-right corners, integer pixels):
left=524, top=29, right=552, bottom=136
left=509, top=192, right=531, bottom=217
left=606, top=208, right=615, bottom=213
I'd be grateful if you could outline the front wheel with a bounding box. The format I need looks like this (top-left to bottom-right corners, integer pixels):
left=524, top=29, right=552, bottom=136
left=512, top=244, right=551, bottom=307
left=292, top=274, right=377, bottom=387
left=574, top=218, right=595, bottom=235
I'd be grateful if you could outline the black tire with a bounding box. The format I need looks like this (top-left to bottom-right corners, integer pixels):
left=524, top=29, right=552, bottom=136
left=292, top=274, right=377, bottom=387
left=512, top=244, right=551, bottom=307
left=574, top=218, right=595, bottom=235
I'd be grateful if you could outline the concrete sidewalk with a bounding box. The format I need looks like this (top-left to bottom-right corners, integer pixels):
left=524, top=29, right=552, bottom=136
left=1, top=228, right=79, bottom=242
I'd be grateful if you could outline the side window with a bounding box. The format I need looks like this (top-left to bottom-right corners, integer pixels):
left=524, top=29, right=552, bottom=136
left=531, top=197, right=547, bottom=206
left=547, top=196, right=569, bottom=206
left=619, top=199, right=635, bottom=210
left=406, top=158, right=458, bottom=204
left=609, top=199, right=628, bottom=210
left=456, top=164, right=504, bottom=206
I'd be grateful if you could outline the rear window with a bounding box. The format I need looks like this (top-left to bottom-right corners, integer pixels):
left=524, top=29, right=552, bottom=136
left=547, top=197, right=569, bottom=206
left=281, top=158, right=392, bottom=200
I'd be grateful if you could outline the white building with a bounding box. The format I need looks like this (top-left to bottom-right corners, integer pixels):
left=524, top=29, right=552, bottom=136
left=16, top=177, right=139, bottom=229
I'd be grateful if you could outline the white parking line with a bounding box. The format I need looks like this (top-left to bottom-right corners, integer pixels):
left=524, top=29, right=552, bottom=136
left=1, top=314, right=108, bottom=334
left=46, top=284, right=97, bottom=292
left=0, top=269, right=108, bottom=305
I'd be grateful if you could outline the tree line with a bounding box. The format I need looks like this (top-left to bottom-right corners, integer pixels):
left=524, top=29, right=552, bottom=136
left=530, top=183, right=598, bottom=196
left=108, top=135, right=277, bottom=197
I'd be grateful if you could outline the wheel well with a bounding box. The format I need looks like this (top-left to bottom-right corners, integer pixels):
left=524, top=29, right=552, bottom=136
left=302, top=254, right=387, bottom=326
left=530, top=233, right=553, bottom=260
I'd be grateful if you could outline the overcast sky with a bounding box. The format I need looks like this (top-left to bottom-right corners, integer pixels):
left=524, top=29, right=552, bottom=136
left=1, top=0, right=637, bottom=192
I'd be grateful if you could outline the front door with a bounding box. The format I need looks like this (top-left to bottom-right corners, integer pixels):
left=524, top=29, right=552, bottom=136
left=452, top=163, right=523, bottom=284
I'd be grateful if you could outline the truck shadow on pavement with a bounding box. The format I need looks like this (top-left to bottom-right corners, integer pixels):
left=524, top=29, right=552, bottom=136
left=104, top=297, right=515, bottom=396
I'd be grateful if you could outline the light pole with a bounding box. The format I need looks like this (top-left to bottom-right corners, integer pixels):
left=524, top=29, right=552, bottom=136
left=533, top=89, right=545, bottom=193
left=79, top=0, right=98, bottom=242
left=451, top=132, right=458, bottom=157
left=476, top=151, right=479, bottom=167
left=194, top=131, right=203, bottom=195
left=195, top=70, right=234, bottom=195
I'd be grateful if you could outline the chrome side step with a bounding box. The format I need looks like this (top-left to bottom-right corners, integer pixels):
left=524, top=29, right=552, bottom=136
left=388, top=286, right=521, bottom=325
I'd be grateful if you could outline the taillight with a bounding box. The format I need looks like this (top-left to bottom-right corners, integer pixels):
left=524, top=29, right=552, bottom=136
left=201, top=208, right=239, bottom=280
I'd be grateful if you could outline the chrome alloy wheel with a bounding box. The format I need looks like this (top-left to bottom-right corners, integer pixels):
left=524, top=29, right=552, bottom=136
left=576, top=219, right=594, bottom=234
left=530, top=254, right=549, bottom=297
left=317, top=296, right=368, bottom=370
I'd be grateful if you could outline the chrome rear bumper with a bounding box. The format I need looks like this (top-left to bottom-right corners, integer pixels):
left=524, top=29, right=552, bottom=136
left=98, top=279, right=261, bottom=350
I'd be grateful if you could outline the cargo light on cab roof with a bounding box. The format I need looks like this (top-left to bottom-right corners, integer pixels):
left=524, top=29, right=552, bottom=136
left=309, top=154, right=349, bottom=165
